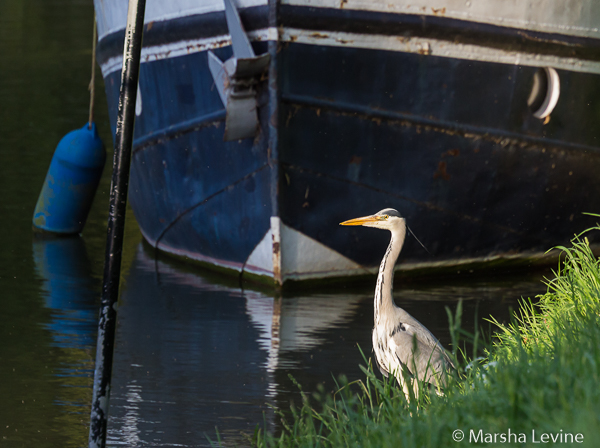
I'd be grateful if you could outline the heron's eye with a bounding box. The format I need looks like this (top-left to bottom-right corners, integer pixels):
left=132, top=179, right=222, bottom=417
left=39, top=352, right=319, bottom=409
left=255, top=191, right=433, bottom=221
left=383, top=215, right=389, bottom=219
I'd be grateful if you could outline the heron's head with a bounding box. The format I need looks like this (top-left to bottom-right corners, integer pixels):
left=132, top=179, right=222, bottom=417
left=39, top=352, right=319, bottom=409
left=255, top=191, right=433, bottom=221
left=339, top=208, right=405, bottom=231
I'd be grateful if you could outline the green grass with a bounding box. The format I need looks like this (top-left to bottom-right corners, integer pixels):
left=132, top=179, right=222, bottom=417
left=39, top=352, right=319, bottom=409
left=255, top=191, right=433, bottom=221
left=253, top=226, right=600, bottom=447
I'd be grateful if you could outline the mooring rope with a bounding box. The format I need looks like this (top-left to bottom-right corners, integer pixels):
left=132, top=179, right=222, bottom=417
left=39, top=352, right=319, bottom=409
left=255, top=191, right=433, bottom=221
left=88, top=16, right=97, bottom=129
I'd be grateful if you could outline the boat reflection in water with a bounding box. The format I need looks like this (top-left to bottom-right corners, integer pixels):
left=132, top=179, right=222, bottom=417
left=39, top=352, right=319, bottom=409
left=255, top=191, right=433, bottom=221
left=106, top=243, right=545, bottom=447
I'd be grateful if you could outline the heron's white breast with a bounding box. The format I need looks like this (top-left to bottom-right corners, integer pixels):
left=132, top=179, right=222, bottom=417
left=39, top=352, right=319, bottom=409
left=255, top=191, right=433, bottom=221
left=372, top=326, right=402, bottom=376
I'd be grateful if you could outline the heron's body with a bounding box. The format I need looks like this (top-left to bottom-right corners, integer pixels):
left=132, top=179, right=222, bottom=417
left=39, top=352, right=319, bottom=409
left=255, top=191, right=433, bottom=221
left=341, top=208, right=454, bottom=398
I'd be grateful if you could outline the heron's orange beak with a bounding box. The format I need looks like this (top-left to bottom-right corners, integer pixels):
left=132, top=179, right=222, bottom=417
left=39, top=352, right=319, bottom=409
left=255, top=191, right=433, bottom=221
left=339, top=215, right=384, bottom=226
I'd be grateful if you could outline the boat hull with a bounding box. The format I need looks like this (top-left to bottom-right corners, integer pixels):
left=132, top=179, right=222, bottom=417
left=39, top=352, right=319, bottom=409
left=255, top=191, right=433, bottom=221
left=95, top=1, right=600, bottom=283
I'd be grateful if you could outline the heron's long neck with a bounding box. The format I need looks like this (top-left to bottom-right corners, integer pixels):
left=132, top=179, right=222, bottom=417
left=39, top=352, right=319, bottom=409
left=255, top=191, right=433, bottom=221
left=374, top=228, right=405, bottom=322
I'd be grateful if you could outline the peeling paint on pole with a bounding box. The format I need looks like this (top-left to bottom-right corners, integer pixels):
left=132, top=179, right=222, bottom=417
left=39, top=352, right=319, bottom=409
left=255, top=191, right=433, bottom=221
left=88, top=0, right=146, bottom=446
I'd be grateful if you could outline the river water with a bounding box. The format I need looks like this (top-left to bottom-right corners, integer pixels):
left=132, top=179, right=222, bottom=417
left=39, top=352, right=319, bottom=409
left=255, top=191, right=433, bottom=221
left=0, top=1, right=549, bottom=447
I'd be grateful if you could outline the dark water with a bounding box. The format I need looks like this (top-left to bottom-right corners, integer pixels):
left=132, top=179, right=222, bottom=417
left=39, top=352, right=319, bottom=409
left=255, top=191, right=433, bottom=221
left=0, top=1, right=549, bottom=447
left=0, top=0, right=111, bottom=447
left=105, top=251, right=546, bottom=447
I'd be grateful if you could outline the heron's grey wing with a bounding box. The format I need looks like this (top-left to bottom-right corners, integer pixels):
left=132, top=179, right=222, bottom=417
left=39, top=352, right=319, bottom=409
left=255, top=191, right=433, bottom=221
left=390, top=322, right=453, bottom=387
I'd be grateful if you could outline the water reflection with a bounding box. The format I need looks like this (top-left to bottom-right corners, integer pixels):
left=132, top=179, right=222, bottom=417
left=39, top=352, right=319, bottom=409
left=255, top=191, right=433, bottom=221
left=107, top=245, right=272, bottom=447
left=106, top=243, right=547, bottom=447
left=32, top=234, right=98, bottom=349
left=247, top=292, right=363, bottom=378
left=21, top=234, right=100, bottom=447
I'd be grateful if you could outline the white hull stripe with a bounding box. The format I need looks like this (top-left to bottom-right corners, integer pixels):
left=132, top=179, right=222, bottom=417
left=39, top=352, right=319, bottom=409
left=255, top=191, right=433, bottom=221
left=281, top=28, right=600, bottom=74
left=95, top=0, right=600, bottom=43
left=100, top=26, right=600, bottom=77
left=100, top=28, right=277, bottom=76
left=244, top=216, right=370, bottom=281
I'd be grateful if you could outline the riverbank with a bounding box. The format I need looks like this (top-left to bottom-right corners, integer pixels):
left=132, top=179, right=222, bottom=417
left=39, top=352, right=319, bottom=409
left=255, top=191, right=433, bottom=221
left=255, top=224, right=600, bottom=447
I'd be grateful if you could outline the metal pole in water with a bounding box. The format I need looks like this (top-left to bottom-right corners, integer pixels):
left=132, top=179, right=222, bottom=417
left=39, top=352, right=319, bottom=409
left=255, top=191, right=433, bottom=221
left=88, top=0, right=146, bottom=447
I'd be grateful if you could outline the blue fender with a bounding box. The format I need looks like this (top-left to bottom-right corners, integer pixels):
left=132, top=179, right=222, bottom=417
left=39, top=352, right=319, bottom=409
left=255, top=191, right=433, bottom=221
left=33, top=123, right=106, bottom=234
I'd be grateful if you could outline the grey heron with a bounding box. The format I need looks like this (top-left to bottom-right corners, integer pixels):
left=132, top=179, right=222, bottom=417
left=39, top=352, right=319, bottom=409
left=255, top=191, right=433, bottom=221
left=340, top=208, right=455, bottom=399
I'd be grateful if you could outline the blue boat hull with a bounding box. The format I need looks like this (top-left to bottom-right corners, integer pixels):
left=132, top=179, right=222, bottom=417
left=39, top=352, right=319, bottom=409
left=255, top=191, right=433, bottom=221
left=96, top=2, right=600, bottom=283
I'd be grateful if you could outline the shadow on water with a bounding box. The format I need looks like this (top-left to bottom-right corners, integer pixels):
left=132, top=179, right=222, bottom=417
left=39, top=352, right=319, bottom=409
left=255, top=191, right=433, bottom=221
left=104, top=243, right=548, bottom=447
